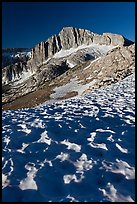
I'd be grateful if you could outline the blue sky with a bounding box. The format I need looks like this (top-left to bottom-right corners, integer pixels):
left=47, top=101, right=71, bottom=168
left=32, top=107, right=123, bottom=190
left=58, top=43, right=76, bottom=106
left=2, top=2, right=135, bottom=48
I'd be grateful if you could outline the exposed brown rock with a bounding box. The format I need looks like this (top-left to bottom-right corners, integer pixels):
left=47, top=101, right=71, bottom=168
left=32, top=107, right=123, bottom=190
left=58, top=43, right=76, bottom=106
left=2, top=43, right=135, bottom=110
left=2, top=27, right=134, bottom=110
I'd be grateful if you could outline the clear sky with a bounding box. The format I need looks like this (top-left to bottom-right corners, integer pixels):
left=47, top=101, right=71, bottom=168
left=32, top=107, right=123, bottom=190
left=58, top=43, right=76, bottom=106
left=2, top=2, right=135, bottom=48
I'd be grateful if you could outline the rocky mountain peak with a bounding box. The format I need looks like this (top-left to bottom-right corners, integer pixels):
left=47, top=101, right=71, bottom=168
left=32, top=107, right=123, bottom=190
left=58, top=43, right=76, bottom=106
left=2, top=27, right=135, bottom=109
left=29, top=27, right=133, bottom=71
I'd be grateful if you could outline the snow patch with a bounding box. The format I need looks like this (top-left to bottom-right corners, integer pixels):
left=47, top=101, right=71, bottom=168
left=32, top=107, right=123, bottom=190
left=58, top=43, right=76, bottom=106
left=53, top=43, right=116, bottom=59
left=63, top=174, right=84, bottom=184
left=51, top=78, right=97, bottom=99
left=37, top=130, right=51, bottom=145
left=115, top=143, right=128, bottom=153
left=2, top=174, right=10, bottom=189
left=99, top=182, right=134, bottom=202
left=2, top=73, right=135, bottom=202
left=19, top=164, right=38, bottom=190
left=61, top=139, right=81, bottom=152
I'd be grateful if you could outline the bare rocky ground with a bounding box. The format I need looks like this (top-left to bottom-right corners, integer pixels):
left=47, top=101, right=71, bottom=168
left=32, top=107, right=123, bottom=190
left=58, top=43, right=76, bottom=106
left=2, top=43, right=135, bottom=111
left=2, top=27, right=135, bottom=110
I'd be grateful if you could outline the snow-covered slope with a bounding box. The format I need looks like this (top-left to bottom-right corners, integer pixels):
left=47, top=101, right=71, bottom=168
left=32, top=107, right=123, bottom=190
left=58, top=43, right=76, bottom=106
left=53, top=43, right=115, bottom=59
left=2, top=73, right=135, bottom=202
left=52, top=43, right=116, bottom=69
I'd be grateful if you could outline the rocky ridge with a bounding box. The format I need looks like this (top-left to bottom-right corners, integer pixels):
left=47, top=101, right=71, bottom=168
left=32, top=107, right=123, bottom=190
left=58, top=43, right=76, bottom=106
left=2, top=27, right=135, bottom=110
left=50, top=44, right=135, bottom=99
left=2, top=48, right=31, bottom=68
left=2, top=27, right=132, bottom=84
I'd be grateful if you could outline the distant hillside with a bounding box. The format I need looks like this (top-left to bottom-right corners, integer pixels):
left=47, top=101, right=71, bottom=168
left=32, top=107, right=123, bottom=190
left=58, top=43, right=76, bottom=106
left=2, top=48, right=30, bottom=52
left=2, top=48, right=31, bottom=68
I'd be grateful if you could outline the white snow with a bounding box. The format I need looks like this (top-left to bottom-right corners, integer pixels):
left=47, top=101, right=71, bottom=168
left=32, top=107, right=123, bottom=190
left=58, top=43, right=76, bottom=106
left=17, top=123, right=31, bottom=134
left=53, top=43, right=116, bottom=59
left=2, top=174, right=9, bottom=189
left=107, top=135, right=115, bottom=142
left=13, top=69, right=33, bottom=85
left=13, top=51, right=32, bottom=58
left=84, top=57, right=101, bottom=70
left=66, top=59, right=76, bottom=68
left=2, top=73, right=135, bottom=202
left=56, top=152, right=69, bottom=162
left=89, top=142, right=108, bottom=151
left=60, top=139, right=81, bottom=152
left=50, top=77, right=97, bottom=99
left=41, top=57, right=51, bottom=65
left=3, top=50, right=32, bottom=60
left=99, top=182, right=134, bottom=202
left=19, top=164, right=38, bottom=190
left=101, top=159, right=135, bottom=180
left=37, top=130, right=52, bottom=145
left=87, top=132, right=96, bottom=142
left=63, top=174, right=82, bottom=184
left=73, top=154, right=94, bottom=172
left=96, top=128, right=115, bottom=134
left=115, top=143, right=128, bottom=153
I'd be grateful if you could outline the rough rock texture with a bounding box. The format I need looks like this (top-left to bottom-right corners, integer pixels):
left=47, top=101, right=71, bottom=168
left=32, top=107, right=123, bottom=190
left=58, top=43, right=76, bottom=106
left=31, top=27, right=133, bottom=69
left=2, top=43, right=135, bottom=109
left=2, top=60, right=69, bottom=104
left=49, top=44, right=135, bottom=98
left=2, top=61, right=29, bottom=83
left=2, top=27, right=133, bottom=85
left=2, top=27, right=134, bottom=109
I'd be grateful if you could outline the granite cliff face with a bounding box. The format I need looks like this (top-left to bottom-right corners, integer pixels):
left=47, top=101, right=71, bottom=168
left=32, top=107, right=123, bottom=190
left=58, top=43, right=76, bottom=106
left=2, top=27, right=133, bottom=85
left=2, top=27, right=134, bottom=109
left=31, top=27, right=132, bottom=68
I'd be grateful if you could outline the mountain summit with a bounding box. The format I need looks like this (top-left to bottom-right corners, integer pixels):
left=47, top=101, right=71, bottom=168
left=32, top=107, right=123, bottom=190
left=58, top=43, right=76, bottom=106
left=2, top=27, right=134, bottom=110
left=2, top=27, right=135, bottom=202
